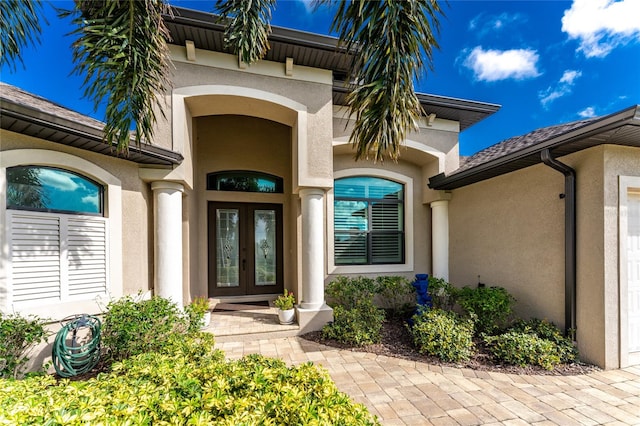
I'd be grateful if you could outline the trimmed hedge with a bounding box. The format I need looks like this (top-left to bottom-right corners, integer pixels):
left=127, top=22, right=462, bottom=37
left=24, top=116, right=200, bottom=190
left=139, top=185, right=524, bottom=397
left=409, top=308, right=475, bottom=363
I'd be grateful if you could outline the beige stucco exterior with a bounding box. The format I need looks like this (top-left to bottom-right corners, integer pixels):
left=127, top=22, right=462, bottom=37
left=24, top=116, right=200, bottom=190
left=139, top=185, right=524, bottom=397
left=448, top=144, right=640, bottom=369
left=0, top=129, right=152, bottom=317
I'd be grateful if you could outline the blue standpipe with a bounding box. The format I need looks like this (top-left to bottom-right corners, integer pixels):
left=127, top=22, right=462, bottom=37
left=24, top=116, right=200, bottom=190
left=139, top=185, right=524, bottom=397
left=412, top=273, right=432, bottom=308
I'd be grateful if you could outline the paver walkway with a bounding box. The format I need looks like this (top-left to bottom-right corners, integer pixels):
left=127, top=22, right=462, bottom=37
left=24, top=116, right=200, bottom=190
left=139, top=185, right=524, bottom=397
left=216, top=336, right=640, bottom=425
left=210, top=307, right=640, bottom=425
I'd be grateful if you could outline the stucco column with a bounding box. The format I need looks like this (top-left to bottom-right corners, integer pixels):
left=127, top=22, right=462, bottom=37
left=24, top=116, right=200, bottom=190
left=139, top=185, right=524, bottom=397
left=299, top=187, right=326, bottom=309
left=431, top=200, right=450, bottom=281
left=151, top=181, right=184, bottom=306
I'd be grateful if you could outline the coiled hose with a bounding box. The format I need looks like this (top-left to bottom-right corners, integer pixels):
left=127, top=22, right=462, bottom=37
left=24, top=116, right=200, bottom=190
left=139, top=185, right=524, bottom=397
left=52, top=314, right=101, bottom=378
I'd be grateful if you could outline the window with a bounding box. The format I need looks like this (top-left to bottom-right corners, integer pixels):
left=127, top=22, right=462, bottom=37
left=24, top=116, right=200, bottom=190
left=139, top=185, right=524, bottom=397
left=207, top=171, right=283, bottom=193
left=334, top=176, right=404, bottom=265
left=5, top=166, right=107, bottom=306
left=7, top=166, right=103, bottom=215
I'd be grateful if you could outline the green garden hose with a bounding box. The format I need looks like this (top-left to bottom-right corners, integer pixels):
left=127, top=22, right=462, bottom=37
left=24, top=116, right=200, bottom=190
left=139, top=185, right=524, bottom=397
left=52, top=314, right=101, bottom=378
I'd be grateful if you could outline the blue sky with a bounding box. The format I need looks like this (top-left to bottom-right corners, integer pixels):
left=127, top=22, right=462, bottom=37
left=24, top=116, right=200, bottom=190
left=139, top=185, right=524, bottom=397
left=2, top=0, right=639, bottom=156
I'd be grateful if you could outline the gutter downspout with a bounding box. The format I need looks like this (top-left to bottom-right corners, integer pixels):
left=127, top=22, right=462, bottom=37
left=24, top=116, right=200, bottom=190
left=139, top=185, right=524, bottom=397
left=541, top=149, right=576, bottom=338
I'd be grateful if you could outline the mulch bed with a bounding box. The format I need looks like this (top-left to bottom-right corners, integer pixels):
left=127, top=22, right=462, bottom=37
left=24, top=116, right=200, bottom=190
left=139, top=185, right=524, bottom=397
left=300, top=317, right=601, bottom=376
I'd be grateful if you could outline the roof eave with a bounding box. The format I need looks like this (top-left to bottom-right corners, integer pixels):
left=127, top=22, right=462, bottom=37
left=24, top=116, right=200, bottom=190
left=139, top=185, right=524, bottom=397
left=429, top=105, right=640, bottom=190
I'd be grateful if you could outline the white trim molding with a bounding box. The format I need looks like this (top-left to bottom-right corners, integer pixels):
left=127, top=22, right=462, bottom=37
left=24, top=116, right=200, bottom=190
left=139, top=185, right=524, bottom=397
left=328, top=168, right=414, bottom=275
left=0, top=149, right=122, bottom=317
left=620, top=175, right=640, bottom=367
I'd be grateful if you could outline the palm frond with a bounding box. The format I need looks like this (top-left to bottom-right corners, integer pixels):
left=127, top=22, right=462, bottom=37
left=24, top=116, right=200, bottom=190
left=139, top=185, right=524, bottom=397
left=216, top=0, right=276, bottom=65
left=61, top=0, right=172, bottom=152
left=0, top=0, right=44, bottom=70
left=328, top=0, right=445, bottom=162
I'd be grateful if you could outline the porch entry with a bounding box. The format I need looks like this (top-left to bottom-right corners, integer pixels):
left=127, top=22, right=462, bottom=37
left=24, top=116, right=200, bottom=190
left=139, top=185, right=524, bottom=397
left=208, top=202, right=283, bottom=297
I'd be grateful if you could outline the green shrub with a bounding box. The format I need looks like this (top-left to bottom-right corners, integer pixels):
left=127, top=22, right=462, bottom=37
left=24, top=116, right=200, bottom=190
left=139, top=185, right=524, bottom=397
left=0, top=313, right=48, bottom=379
left=0, top=344, right=379, bottom=425
left=375, top=275, right=416, bottom=318
left=455, top=286, right=516, bottom=335
left=427, top=276, right=456, bottom=310
left=101, top=295, right=188, bottom=362
left=322, top=301, right=385, bottom=346
left=325, top=275, right=377, bottom=309
left=184, top=297, right=210, bottom=334
left=409, top=308, right=475, bottom=363
left=485, top=331, right=561, bottom=370
left=509, top=318, right=578, bottom=363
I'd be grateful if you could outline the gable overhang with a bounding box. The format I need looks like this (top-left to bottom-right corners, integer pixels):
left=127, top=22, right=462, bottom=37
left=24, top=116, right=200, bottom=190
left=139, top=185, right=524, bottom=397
left=1, top=85, right=183, bottom=166
left=429, top=105, right=640, bottom=190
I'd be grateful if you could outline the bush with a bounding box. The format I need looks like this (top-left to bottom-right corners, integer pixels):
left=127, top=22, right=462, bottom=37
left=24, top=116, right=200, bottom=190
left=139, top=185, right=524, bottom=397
left=455, top=286, right=516, bottom=335
left=375, top=275, right=415, bottom=318
left=427, top=276, right=456, bottom=310
left=322, top=301, right=385, bottom=346
left=101, top=295, right=188, bottom=362
left=509, top=318, right=578, bottom=363
left=0, top=343, right=379, bottom=425
left=325, top=276, right=377, bottom=309
left=184, top=297, right=210, bottom=334
left=0, top=313, right=48, bottom=379
left=485, top=331, right=561, bottom=370
left=409, top=308, right=475, bottom=363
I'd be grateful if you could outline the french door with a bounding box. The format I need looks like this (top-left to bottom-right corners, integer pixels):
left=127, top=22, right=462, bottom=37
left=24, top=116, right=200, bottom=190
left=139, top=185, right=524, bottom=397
left=208, top=202, right=283, bottom=297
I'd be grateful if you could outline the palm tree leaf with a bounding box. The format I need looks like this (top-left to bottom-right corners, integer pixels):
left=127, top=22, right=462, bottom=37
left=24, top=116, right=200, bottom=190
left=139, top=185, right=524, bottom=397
left=326, top=0, right=445, bottom=162
left=60, top=0, right=172, bottom=153
left=216, top=0, right=276, bottom=65
left=0, top=0, right=45, bottom=70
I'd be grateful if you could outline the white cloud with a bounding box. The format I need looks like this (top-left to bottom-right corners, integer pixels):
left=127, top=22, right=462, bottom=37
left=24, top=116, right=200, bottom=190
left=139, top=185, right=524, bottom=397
left=561, top=0, right=640, bottom=58
left=296, top=0, right=314, bottom=13
left=37, top=169, right=79, bottom=192
left=82, top=194, right=100, bottom=209
left=578, top=106, right=597, bottom=118
left=468, top=12, right=526, bottom=36
left=539, top=69, right=582, bottom=107
left=464, top=46, right=540, bottom=82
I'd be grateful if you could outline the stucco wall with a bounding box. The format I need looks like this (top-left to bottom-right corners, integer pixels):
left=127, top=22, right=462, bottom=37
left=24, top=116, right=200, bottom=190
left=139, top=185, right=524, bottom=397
left=0, top=130, right=153, bottom=313
left=190, top=115, right=293, bottom=299
left=448, top=144, right=640, bottom=369
left=154, top=56, right=334, bottom=190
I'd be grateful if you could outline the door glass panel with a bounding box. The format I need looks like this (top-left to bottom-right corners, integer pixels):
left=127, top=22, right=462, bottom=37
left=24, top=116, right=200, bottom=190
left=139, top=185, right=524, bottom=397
left=216, top=209, right=239, bottom=287
left=254, top=209, right=276, bottom=286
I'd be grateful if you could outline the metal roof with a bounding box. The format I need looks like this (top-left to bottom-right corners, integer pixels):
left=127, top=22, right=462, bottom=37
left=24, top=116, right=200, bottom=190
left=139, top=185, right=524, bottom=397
left=429, top=105, right=640, bottom=190
left=166, top=6, right=500, bottom=130
left=0, top=83, right=183, bottom=166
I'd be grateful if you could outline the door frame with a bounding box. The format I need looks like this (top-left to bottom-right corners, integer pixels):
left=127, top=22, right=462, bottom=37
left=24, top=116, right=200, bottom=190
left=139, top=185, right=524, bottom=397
left=207, top=201, right=283, bottom=297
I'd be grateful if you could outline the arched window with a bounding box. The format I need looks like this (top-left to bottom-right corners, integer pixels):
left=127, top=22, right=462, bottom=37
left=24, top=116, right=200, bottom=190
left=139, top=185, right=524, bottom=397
left=207, top=171, right=283, bottom=193
left=6, top=166, right=103, bottom=215
left=334, top=176, right=404, bottom=265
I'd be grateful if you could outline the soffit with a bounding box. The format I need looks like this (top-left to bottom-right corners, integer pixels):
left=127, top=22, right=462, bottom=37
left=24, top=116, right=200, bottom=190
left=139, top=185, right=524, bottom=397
left=0, top=83, right=183, bottom=166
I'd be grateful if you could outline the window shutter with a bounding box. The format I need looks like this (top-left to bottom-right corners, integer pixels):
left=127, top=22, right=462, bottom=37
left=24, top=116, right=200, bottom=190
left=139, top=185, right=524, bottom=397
left=9, top=213, right=62, bottom=302
left=371, top=203, right=403, bottom=263
left=67, top=217, right=107, bottom=297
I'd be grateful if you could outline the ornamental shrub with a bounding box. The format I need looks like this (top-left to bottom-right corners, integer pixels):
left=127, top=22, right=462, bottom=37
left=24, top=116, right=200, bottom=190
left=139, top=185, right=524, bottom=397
left=484, top=331, right=561, bottom=370
left=375, top=275, right=416, bottom=318
left=184, top=297, right=210, bottom=334
left=508, top=318, right=578, bottom=364
left=0, top=313, right=48, bottom=379
left=0, top=345, right=379, bottom=425
left=322, top=301, right=385, bottom=346
left=101, top=295, right=188, bottom=362
left=455, top=286, right=516, bottom=335
left=325, top=275, right=377, bottom=309
left=409, top=308, right=475, bottom=363
left=427, top=276, right=456, bottom=310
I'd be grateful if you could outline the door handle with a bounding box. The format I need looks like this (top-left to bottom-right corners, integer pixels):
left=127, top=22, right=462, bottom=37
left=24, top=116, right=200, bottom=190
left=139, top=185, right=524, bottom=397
left=242, top=258, right=246, bottom=271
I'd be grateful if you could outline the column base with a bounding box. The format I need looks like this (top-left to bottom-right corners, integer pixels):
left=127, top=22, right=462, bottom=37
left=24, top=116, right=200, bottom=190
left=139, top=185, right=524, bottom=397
left=295, top=304, right=333, bottom=334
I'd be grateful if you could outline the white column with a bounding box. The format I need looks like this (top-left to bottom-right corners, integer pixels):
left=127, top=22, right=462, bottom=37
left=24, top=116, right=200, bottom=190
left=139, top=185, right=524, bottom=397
left=431, top=200, right=449, bottom=281
left=299, top=188, right=325, bottom=309
left=151, top=181, right=184, bottom=306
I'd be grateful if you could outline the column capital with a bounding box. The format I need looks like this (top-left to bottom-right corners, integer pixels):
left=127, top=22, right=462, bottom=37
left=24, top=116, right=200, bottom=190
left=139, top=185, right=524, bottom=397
left=298, top=187, right=326, bottom=197
left=151, top=181, right=185, bottom=192
left=430, top=199, right=450, bottom=209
